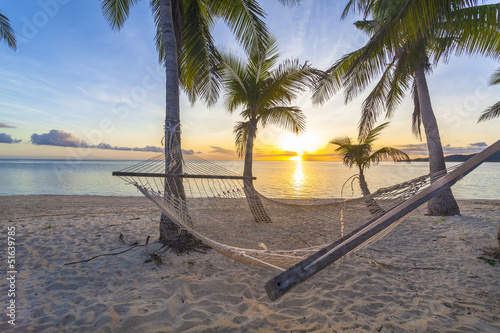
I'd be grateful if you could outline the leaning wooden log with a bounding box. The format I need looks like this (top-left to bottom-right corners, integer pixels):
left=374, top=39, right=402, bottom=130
left=265, top=139, right=500, bottom=301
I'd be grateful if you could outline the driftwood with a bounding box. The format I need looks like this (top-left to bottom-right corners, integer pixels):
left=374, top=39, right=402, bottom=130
left=64, top=234, right=147, bottom=265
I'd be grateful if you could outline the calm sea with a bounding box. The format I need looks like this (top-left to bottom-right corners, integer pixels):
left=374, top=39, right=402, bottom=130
left=0, top=159, right=499, bottom=199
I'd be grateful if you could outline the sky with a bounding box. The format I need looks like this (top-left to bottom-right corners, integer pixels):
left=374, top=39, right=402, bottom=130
left=0, top=0, right=499, bottom=161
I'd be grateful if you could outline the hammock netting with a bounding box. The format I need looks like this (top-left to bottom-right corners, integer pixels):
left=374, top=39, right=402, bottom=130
left=113, top=147, right=449, bottom=271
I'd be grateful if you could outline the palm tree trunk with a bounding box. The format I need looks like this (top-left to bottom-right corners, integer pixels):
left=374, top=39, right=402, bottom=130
left=243, top=118, right=272, bottom=223
left=158, top=0, right=199, bottom=247
left=497, top=224, right=500, bottom=249
left=358, top=170, right=371, bottom=196
left=414, top=62, right=460, bottom=216
left=359, top=169, right=383, bottom=214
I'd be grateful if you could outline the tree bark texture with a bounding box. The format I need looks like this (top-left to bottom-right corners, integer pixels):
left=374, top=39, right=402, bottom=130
left=414, top=63, right=460, bottom=216
left=158, top=0, right=199, bottom=247
left=243, top=118, right=272, bottom=223
left=359, top=170, right=383, bottom=214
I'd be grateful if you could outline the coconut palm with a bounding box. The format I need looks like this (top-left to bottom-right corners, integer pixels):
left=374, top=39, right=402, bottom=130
left=0, top=10, right=16, bottom=50
left=220, top=36, right=320, bottom=222
left=100, top=0, right=296, bottom=245
left=313, top=0, right=500, bottom=216
left=330, top=122, right=410, bottom=197
left=478, top=68, right=500, bottom=122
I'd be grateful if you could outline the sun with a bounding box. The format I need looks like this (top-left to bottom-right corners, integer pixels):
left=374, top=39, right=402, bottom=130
left=280, top=134, right=319, bottom=160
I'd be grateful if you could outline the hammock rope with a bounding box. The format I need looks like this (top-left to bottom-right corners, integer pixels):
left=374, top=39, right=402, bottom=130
left=112, top=142, right=465, bottom=270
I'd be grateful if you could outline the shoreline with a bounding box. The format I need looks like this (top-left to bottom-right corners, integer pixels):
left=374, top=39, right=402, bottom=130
left=1, top=196, right=499, bottom=332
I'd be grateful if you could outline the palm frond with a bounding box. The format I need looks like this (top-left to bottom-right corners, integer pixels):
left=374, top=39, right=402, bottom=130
left=362, top=121, right=389, bottom=145
left=220, top=50, right=251, bottom=112
left=258, top=59, right=320, bottom=111
left=100, top=0, right=140, bottom=30
left=357, top=58, right=397, bottom=139
left=179, top=0, right=222, bottom=106
left=489, top=67, right=500, bottom=86
left=247, top=34, right=280, bottom=84
left=312, top=48, right=364, bottom=106
left=364, top=146, right=410, bottom=168
left=353, top=19, right=380, bottom=36
left=0, top=12, right=16, bottom=50
left=411, top=78, right=422, bottom=139
left=258, top=106, right=306, bottom=135
left=208, top=0, right=268, bottom=52
left=478, top=101, right=500, bottom=122
left=329, top=136, right=357, bottom=167
left=275, top=0, right=301, bottom=6
left=233, top=120, right=251, bottom=157
left=433, top=4, right=500, bottom=62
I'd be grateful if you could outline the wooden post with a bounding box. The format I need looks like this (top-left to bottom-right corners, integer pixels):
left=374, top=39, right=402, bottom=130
left=265, top=140, right=500, bottom=301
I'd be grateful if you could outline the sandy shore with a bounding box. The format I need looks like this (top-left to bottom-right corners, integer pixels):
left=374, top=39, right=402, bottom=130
left=1, top=195, right=499, bottom=332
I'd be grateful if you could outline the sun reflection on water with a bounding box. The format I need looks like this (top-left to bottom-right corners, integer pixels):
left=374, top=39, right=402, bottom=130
left=291, top=160, right=305, bottom=194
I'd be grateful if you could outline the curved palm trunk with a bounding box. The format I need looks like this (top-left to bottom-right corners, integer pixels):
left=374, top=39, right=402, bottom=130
left=243, top=118, right=272, bottom=223
left=358, top=170, right=371, bottom=196
left=414, top=63, right=460, bottom=216
left=359, top=169, right=383, bottom=214
left=158, top=0, right=199, bottom=247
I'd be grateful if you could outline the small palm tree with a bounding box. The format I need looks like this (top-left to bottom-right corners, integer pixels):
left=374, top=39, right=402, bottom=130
left=0, top=10, right=16, bottom=50
left=330, top=122, right=410, bottom=196
left=221, top=36, right=320, bottom=181
left=220, top=36, right=320, bottom=222
left=478, top=68, right=500, bottom=122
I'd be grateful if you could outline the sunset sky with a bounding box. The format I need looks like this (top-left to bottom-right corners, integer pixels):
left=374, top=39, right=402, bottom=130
left=0, top=0, right=499, bottom=161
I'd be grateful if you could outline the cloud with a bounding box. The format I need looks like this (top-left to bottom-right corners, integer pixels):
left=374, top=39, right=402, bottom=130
left=94, top=142, right=132, bottom=151
left=469, top=142, right=488, bottom=147
left=0, top=122, right=16, bottom=128
left=209, top=146, right=236, bottom=155
left=31, top=130, right=88, bottom=147
left=0, top=133, right=21, bottom=144
left=182, top=149, right=195, bottom=155
left=29, top=129, right=182, bottom=154
left=394, top=143, right=429, bottom=155
left=132, top=146, right=163, bottom=153
left=395, top=142, right=488, bottom=156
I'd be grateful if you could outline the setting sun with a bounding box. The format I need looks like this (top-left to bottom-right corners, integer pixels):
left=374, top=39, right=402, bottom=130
left=280, top=133, right=320, bottom=160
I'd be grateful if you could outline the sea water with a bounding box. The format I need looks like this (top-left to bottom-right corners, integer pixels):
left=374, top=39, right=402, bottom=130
left=0, top=159, right=499, bottom=199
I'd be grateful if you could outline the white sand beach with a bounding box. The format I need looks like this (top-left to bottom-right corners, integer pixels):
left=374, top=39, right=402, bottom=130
left=1, top=195, right=499, bottom=332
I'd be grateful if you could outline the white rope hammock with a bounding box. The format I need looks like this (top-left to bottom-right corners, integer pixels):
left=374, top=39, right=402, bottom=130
left=112, top=138, right=500, bottom=275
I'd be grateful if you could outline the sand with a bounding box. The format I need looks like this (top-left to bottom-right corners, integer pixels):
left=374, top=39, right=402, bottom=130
left=1, top=195, right=499, bottom=332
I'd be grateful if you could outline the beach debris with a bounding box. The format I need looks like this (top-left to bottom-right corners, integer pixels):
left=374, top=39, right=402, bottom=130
left=477, top=256, right=496, bottom=266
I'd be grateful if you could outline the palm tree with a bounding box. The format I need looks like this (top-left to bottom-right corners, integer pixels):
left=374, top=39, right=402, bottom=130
left=478, top=68, right=500, bottom=122
left=313, top=0, right=500, bottom=216
left=100, top=0, right=295, bottom=245
left=220, top=36, right=320, bottom=222
left=330, top=122, right=410, bottom=197
left=0, top=10, right=16, bottom=50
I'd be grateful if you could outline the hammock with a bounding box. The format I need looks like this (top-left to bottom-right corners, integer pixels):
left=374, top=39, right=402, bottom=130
left=113, top=139, right=500, bottom=299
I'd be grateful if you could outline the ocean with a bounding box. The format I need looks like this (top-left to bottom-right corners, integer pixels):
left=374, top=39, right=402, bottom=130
left=0, top=159, right=499, bottom=199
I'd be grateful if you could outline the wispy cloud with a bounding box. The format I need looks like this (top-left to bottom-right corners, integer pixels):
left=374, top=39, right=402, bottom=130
left=469, top=142, right=488, bottom=147
left=30, top=129, right=165, bottom=153
left=395, top=142, right=489, bottom=156
left=210, top=146, right=236, bottom=155
left=0, top=122, right=16, bottom=128
left=0, top=133, right=21, bottom=144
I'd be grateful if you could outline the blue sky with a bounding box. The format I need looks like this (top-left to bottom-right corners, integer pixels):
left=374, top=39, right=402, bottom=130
left=0, top=0, right=499, bottom=160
